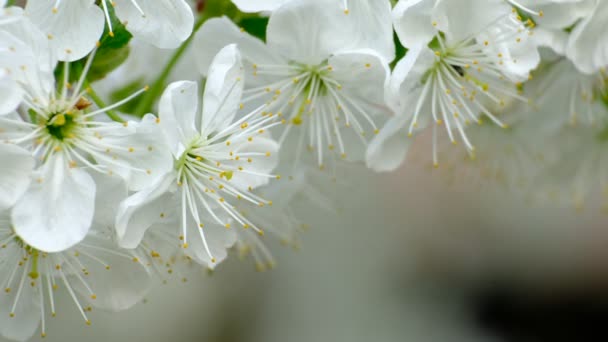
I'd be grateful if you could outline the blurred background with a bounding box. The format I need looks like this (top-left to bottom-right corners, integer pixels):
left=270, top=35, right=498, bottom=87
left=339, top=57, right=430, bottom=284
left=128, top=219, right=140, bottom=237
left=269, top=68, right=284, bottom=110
left=4, top=141, right=608, bottom=342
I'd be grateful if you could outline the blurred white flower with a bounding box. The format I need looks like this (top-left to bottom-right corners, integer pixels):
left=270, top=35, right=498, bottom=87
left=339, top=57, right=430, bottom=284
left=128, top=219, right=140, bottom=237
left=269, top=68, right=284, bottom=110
left=367, top=0, right=540, bottom=172
left=116, top=45, right=280, bottom=269
left=0, top=174, right=150, bottom=341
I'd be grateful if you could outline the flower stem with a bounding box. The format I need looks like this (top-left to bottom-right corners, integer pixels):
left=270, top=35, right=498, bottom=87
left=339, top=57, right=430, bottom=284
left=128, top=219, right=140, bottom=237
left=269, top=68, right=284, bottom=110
left=85, top=82, right=126, bottom=123
left=133, top=14, right=209, bottom=117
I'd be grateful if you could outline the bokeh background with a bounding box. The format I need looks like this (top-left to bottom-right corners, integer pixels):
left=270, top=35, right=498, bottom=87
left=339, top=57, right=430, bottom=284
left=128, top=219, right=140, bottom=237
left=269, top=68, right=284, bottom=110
left=4, top=142, right=607, bottom=342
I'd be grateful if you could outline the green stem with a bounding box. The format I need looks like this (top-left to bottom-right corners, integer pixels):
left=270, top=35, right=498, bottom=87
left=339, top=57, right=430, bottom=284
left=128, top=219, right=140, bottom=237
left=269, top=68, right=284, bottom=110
left=133, top=14, right=209, bottom=117
left=85, top=82, right=125, bottom=123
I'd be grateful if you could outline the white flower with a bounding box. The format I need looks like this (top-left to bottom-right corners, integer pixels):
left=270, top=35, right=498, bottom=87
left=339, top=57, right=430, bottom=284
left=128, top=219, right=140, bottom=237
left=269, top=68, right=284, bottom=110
left=367, top=0, right=540, bottom=172
left=0, top=174, right=151, bottom=341
left=194, top=0, right=392, bottom=167
left=0, top=19, right=171, bottom=253
left=25, top=0, right=193, bottom=57
left=116, top=45, right=280, bottom=268
left=229, top=0, right=395, bottom=62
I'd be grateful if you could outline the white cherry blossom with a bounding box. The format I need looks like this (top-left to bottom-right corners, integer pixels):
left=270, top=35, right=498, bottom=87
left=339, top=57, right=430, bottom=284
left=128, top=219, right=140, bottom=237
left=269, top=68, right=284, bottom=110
left=367, top=0, right=540, bottom=172
left=0, top=18, right=171, bottom=253
left=116, top=45, right=280, bottom=268
left=194, top=0, right=392, bottom=167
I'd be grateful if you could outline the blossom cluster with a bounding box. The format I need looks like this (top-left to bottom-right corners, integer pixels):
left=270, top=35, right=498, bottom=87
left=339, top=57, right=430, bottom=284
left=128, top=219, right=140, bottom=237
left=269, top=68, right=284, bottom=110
left=0, top=0, right=606, bottom=340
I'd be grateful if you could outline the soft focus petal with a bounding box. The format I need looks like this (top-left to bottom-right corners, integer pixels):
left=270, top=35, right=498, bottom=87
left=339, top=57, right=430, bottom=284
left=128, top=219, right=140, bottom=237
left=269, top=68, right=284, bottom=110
left=194, top=17, right=284, bottom=78
left=0, top=143, right=34, bottom=210
left=366, top=114, right=414, bottom=172
left=12, top=154, right=96, bottom=253
left=201, top=44, right=244, bottom=135
left=25, top=0, right=104, bottom=61
left=566, top=1, right=608, bottom=74
left=114, top=0, right=194, bottom=49
left=73, top=231, right=152, bottom=311
left=186, top=222, right=237, bottom=269
left=116, top=172, right=177, bottom=249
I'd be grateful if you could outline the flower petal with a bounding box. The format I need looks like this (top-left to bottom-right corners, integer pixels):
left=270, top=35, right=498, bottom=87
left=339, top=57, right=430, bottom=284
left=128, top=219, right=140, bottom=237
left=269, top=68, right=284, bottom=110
left=194, top=17, right=284, bottom=79
left=114, top=0, right=194, bottom=49
left=392, top=0, right=436, bottom=49
left=0, top=143, right=34, bottom=210
left=366, top=114, right=414, bottom=172
left=94, top=114, right=174, bottom=191
left=116, top=172, right=177, bottom=249
left=231, top=0, right=288, bottom=12
left=201, top=44, right=244, bottom=135
left=12, top=154, right=96, bottom=253
left=0, top=73, right=22, bottom=115
left=266, top=0, right=367, bottom=64
left=159, top=81, right=200, bottom=156
left=566, top=1, right=608, bottom=74
left=25, top=0, right=104, bottom=61
left=185, top=222, right=237, bottom=269
left=72, top=230, right=152, bottom=312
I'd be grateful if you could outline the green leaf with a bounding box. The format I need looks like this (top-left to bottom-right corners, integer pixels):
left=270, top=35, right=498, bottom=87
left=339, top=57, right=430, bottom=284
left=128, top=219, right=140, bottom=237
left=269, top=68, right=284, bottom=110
left=239, top=17, right=269, bottom=40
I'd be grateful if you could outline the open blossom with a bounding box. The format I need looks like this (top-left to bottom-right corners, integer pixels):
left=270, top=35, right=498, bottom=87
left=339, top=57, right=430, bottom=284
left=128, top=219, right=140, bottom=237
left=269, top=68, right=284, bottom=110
left=367, top=0, right=540, bottom=172
left=24, top=0, right=193, bottom=60
left=194, top=0, right=392, bottom=168
left=116, top=45, right=280, bottom=268
left=0, top=17, right=171, bottom=253
left=0, top=174, right=151, bottom=341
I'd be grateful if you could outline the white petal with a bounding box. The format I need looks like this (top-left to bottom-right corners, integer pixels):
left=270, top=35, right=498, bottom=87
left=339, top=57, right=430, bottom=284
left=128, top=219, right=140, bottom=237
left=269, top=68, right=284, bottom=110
left=231, top=0, right=288, bottom=12
left=12, top=155, right=96, bottom=253
left=342, top=0, right=395, bottom=62
left=186, top=222, right=237, bottom=269
left=193, top=17, right=284, bottom=78
left=366, top=114, right=413, bottom=172
left=0, top=273, right=40, bottom=341
left=386, top=46, right=436, bottom=113
left=89, top=172, right=128, bottom=228
left=201, top=44, right=244, bottom=135
left=328, top=49, right=391, bottom=117
left=72, top=230, right=151, bottom=312
left=0, top=15, right=56, bottom=101
left=115, top=172, right=177, bottom=249
left=566, top=1, right=608, bottom=74
left=0, top=73, right=22, bottom=115
left=25, top=0, right=104, bottom=61
left=266, top=0, right=366, bottom=64
left=159, top=81, right=200, bottom=156
left=432, top=0, right=511, bottom=43
left=114, top=0, right=194, bottom=49
left=392, top=0, right=436, bottom=49
left=0, top=143, right=34, bottom=210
